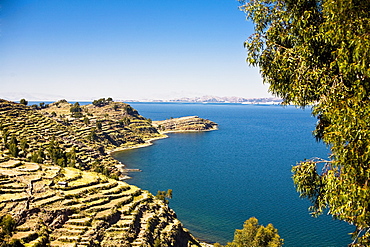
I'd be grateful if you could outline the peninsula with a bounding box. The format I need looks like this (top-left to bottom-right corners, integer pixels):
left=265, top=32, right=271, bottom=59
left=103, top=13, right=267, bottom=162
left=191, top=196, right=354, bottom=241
left=0, top=98, right=217, bottom=246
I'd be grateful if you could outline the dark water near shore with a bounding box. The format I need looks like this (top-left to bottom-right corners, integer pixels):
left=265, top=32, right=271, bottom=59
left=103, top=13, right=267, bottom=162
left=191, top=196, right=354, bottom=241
left=113, top=103, right=353, bottom=246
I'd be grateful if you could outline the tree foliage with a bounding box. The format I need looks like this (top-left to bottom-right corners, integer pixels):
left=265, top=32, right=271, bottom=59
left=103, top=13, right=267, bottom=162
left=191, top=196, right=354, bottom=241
left=46, top=138, right=75, bottom=167
left=239, top=0, right=370, bottom=244
left=20, top=138, right=28, bottom=153
left=83, top=117, right=90, bottom=126
left=88, top=128, right=98, bottom=142
left=156, top=189, right=173, bottom=204
left=222, top=217, right=283, bottom=247
left=0, top=214, right=16, bottom=244
left=96, top=120, right=102, bottom=131
left=19, top=99, right=27, bottom=106
left=8, top=135, right=19, bottom=157
left=30, top=149, right=45, bottom=164
left=124, top=105, right=139, bottom=116
left=47, top=139, right=67, bottom=166
left=92, top=98, right=113, bottom=107
left=70, top=102, right=83, bottom=118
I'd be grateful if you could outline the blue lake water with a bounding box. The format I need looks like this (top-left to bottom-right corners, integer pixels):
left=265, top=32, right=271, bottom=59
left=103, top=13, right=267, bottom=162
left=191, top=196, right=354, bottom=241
left=112, top=103, right=354, bottom=246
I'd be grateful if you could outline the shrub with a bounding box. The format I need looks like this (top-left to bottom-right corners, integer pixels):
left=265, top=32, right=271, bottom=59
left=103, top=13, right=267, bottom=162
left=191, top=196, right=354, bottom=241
left=19, top=99, right=28, bottom=106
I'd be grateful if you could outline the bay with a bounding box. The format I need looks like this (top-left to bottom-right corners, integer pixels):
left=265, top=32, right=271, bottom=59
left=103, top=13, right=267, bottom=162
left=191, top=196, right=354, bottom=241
left=113, top=103, right=354, bottom=246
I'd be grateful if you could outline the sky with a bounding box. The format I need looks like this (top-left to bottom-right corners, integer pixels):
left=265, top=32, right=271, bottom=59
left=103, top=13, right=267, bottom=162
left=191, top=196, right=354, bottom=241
left=0, top=0, right=271, bottom=101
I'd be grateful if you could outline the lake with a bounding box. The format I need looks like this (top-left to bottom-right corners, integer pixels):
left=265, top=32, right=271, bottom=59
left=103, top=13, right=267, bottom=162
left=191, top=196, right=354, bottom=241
left=113, top=103, right=354, bottom=246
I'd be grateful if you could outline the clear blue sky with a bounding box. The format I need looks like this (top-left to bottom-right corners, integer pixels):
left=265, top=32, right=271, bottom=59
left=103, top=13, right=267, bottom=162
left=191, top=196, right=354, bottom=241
left=0, top=0, right=271, bottom=101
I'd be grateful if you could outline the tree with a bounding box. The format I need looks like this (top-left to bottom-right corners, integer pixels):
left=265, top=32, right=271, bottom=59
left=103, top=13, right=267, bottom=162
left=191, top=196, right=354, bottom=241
left=88, top=128, right=98, bottom=141
left=20, top=138, right=29, bottom=155
left=222, top=217, right=283, bottom=247
left=124, top=105, right=138, bottom=115
left=83, top=117, right=90, bottom=126
left=156, top=189, right=172, bottom=204
left=2, top=129, right=9, bottom=145
left=122, top=117, right=130, bottom=126
left=8, top=135, right=19, bottom=157
left=8, top=143, right=19, bottom=158
left=239, top=0, right=370, bottom=244
left=19, top=99, right=28, bottom=106
left=70, top=102, right=83, bottom=118
left=30, top=149, right=45, bottom=164
left=0, top=214, right=16, bottom=243
left=66, top=147, right=77, bottom=167
left=96, top=120, right=102, bottom=131
left=92, top=98, right=113, bottom=107
left=10, top=135, right=18, bottom=146
left=47, top=139, right=67, bottom=167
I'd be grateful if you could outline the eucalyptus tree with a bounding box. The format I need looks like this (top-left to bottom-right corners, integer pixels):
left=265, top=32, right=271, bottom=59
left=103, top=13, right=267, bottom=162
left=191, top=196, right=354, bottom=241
left=225, top=217, right=283, bottom=247
left=239, top=0, right=370, bottom=244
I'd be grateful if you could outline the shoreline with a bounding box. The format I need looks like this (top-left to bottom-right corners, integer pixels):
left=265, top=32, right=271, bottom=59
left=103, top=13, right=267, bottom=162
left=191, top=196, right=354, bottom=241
left=108, top=128, right=218, bottom=246
left=108, top=126, right=218, bottom=156
left=108, top=127, right=218, bottom=180
left=107, top=134, right=169, bottom=156
left=159, top=126, right=218, bottom=134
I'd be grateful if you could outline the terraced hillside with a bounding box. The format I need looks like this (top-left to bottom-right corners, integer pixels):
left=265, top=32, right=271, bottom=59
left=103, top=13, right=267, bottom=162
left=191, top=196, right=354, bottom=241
left=0, top=162, right=198, bottom=246
left=0, top=99, right=201, bottom=246
left=40, top=99, right=165, bottom=154
left=153, top=116, right=218, bottom=133
left=0, top=99, right=166, bottom=179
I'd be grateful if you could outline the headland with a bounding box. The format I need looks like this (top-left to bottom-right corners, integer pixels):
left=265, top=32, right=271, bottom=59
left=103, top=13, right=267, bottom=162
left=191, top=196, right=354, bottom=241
left=0, top=98, right=217, bottom=246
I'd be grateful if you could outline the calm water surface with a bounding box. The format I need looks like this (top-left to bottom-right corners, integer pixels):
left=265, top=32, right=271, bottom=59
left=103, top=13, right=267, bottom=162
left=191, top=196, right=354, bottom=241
left=113, top=103, right=354, bottom=246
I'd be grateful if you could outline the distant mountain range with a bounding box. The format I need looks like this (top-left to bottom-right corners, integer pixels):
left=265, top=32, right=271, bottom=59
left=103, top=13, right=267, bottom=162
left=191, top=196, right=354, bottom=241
left=1, top=92, right=282, bottom=104
left=125, top=96, right=283, bottom=104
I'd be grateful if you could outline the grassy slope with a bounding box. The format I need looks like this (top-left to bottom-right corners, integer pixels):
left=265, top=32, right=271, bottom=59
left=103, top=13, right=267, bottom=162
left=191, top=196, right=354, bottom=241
left=0, top=99, right=199, bottom=247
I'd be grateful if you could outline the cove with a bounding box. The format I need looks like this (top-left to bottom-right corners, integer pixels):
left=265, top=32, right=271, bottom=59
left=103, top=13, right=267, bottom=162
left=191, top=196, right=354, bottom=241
left=113, top=103, right=354, bottom=246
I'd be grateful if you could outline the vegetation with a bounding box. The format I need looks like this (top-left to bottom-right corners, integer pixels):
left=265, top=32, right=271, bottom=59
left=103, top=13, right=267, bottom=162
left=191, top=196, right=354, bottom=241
left=152, top=116, right=217, bottom=132
left=19, top=99, right=27, bottom=106
left=0, top=161, right=196, bottom=246
left=0, top=215, right=16, bottom=237
left=30, top=149, right=45, bottom=164
left=8, top=135, right=19, bottom=158
left=123, top=105, right=138, bottom=115
left=0, top=99, right=218, bottom=246
left=96, top=120, right=102, bottom=130
left=156, top=189, right=173, bottom=204
left=83, top=116, right=90, bottom=126
left=239, top=0, right=370, bottom=244
left=216, top=217, right=283, bottom=247
left=19, top=138, right=28, bottom=153
left=92, top=97, right=113, bottom=107
left=70, top=102, right=83, bottom=118
left=121, top=117, right=130, bottom=126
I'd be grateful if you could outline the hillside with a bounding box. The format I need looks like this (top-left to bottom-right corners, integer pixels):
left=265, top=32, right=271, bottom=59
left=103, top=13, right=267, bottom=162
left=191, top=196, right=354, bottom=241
left=153, top=116, right=218, bottom=133
left=0, top=99, right=208, bottom=246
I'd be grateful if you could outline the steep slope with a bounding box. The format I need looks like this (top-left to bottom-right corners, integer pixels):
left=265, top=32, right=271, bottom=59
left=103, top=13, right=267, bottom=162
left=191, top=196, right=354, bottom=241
left=0, top=99, right=200, bottom=246
left=40, top=99, right=164, bottom=154
left=0, top=163, right=197, bottom=246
